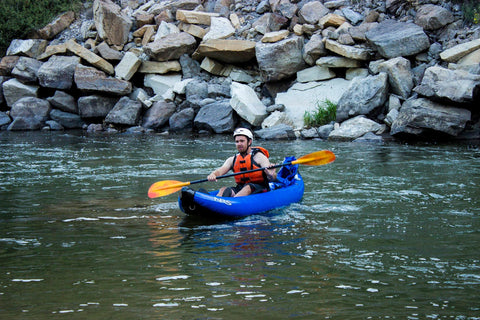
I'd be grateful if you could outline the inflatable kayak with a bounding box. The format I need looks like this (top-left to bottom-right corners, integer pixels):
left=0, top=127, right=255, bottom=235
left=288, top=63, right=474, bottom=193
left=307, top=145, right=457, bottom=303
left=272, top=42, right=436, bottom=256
left=178, top=158, right=304, bottom=218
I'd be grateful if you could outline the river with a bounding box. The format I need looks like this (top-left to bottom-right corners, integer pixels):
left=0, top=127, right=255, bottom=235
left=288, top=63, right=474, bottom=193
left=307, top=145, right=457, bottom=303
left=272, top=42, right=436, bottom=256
left=0, top=131, right=479, bottom=319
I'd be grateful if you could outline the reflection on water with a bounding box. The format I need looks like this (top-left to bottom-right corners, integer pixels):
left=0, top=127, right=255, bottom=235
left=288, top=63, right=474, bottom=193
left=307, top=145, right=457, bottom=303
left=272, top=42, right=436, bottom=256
left=0, top=131, right=479, bottom=319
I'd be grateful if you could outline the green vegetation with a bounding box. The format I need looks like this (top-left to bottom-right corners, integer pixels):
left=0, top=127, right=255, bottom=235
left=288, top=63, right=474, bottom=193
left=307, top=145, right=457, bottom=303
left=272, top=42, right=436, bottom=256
left=456, top=0, right=480, bottom=25
left=303, top=99, right=337, bottom=128
left=0, top=0, right=86, bottom=56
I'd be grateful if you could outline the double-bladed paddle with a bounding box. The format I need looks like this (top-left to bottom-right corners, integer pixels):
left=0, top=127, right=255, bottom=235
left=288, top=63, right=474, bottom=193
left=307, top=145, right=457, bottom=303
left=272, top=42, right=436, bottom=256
left=148, top=150, right=335, bottom=198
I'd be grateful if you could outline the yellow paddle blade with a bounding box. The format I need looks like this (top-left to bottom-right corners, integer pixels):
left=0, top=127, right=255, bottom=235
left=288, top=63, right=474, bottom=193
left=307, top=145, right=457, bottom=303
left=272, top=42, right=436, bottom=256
left=293, top=150, right=335, bottom=166
left=148, top=180, right=191, bottom=198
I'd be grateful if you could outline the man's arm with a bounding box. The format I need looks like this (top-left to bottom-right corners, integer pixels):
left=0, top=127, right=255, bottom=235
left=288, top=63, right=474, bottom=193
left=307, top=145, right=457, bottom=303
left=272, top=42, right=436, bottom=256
left=208, top=157, right=233, bottom=181
left=255, top=153, right=277, bottom=181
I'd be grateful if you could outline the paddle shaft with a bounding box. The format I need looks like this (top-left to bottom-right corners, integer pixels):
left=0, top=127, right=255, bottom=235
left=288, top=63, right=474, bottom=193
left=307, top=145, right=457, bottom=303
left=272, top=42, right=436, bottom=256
left=148, top=150, right=335, bottom=198
left=188, top=161, right=293, bottom=186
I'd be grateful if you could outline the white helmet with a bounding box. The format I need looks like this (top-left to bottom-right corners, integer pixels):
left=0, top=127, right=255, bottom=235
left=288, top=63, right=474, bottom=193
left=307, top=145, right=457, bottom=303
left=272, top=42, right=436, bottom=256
left=233, top=128, right=253, bottom=140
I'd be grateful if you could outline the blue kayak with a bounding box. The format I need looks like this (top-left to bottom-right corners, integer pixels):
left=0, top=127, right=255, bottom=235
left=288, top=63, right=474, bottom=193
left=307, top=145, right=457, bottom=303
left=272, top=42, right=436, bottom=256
left=178, top=173, right=304, bottom=218
left=178, top=158, right=304, bottom=218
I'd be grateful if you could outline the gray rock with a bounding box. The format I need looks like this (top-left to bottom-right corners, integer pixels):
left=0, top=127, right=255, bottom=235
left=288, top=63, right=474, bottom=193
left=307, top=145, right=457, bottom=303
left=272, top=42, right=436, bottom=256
left=11, top=57, right=44, bottom=83
left=0, top=111, right=11, bottom=127
left=144, top=32, right=197, bottom=62
left=37, top=55, right=80, bottom=90
left=45, top=120, right=64, bottom=130
left=256, top=36, right=306, bottom=82
left=49, top=109, right=84, bottom=129
left=142, top=100, right=176, bottom=130
left=415, top=4, right=454, bottom=31
left=353, top=132, right=384, bottom=143
left=208, top=83, right=231, bottom=98
left=78, top=95, right=118, bottom=118
left=342, top=7, right=363, bottom=25
left=336, top=73, right=389, bottom=122
left=74, top=64, right=132, bottom=96
left=299, top=1, right=329, bottom=24
left=93, top=0, right=132, bottom=46
left=105, top=97, right=142, bottom=126
left=317, top=123, right=335, bottom=139
left=366, top=20, right=430, bottom=58
left=2, top=78, right=39, bottom=107
left=194, top=100, right=235, bottom=133
left=377, top=57, right=414, bottom=99
left=329, top=116, right=383, bottom=141
left=414, top=66, right=480, bottom=104
left=303, top=34, right=327, bottom=66
left=254, top=124, right=296, bottom=140
left=169, top=107, right=195, bottom=132
left=8, top=97, right=51, bottom=130
left=391, top=98, right=471, bottom=137
left=6, top=39, right=48, bottom=58
left=47, top=91, right=78, bottom=114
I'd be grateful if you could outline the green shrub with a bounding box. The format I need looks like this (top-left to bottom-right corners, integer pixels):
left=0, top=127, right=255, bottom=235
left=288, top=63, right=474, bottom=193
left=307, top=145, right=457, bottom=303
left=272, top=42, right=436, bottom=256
left=0, top=0, right=86, bottom=56
left=303, top=99, right=337, bottom=128
left=452, top=0, right=480, bottom=24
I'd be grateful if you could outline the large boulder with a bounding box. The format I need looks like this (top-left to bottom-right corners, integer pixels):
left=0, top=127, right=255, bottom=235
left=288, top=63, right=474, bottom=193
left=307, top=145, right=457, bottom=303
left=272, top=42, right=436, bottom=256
left=195, top=39, right=257, bottom=64
left=169, top=107, right=195, bottom=132
left=414, top=66, right=480, bottom=104
left=142, top=100, right=177, bottom=130
left=336, top=73, right=389, bottom=122
left=74, top=65, right=132, bottom=96
left=298, top=1, right=329, bottom=24
left=256, top=36, right=305, bottom=82
left=303, top=34, right=327, bottom=65
left=105, top=97, right=142, bottom=126
left=77, top=95, right=118, bottom=119
left=49, top=109, right=85, bottom=129
left=203, top=17, right=235, bottom=41
left=144, top=32, right=197, bottom=62
left=37, top=11, right=76, bottom=39
left=439, top=38, right=480, bottom=63
left=254, top=124, right=296, bottom=140
left=114, top=52, right=141, bottom=81
left=8, top=97, right=51, bottom=130
left=329, top=116, right=383, bottom=141
left=93, top=0, right=132, bottom=46
left=47, top=91, right=77, bottom=114
left=6, top=39, right=48, bottom=58
left=194, top=100, right=236, bottom=133
left=414, top=4, right=454, bottom=31
left=2, top=78, right=39, bottom=107
left=230, top=82, right=267, bottom=126
left=252, top=13, right=289, bottom=35
left=11, top=57, right=44, bottom=83
left=391, top=98, right=471, bottom=137
left=276, top=78, right=350, bottom=129
left=377, top=57, right=414, bottom=99
left=365, top=20, right=430, bottom=58
left=37, top=55, right=80, bottom=90
left=144, top=73, right=182, bottom=96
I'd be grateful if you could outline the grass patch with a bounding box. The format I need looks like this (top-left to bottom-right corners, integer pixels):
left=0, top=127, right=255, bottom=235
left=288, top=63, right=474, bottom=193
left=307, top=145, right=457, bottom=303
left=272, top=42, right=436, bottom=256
left=0, top=0, right=87, bottom=56
left=303, top=99, right=337, bottom=128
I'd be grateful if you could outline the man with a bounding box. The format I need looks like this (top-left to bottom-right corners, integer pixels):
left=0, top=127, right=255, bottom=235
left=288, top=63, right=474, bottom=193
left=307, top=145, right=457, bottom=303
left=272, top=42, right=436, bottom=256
left=207, top=128, right=277, bottom=197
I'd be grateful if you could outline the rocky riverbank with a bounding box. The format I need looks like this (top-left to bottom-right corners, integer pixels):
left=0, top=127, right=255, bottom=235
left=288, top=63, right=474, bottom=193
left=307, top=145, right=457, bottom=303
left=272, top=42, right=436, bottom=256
left=0, top=0, right=479, bottom=142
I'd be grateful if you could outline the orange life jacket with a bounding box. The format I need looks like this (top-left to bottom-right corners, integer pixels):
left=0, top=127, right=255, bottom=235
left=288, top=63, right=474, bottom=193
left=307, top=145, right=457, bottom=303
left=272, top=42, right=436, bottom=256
left=232, top=147, right=270, bottom=185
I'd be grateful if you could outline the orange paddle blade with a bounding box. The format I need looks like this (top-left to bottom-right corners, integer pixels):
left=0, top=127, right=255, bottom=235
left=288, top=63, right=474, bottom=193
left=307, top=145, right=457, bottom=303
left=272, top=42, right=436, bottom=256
left=148, top=180, right=191, bottom=198
left=293, top=150, right=335, bottom=166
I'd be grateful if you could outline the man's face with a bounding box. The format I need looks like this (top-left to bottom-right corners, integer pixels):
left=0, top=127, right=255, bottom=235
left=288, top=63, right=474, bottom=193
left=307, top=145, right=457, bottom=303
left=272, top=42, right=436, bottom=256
left=235, top=135, right=250, bottom=153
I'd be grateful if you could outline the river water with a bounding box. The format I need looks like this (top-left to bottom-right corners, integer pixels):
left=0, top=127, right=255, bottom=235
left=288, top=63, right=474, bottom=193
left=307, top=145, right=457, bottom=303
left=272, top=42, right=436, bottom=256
left=0, top=131, right=478, bottom=319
